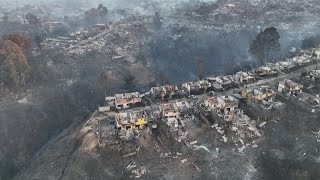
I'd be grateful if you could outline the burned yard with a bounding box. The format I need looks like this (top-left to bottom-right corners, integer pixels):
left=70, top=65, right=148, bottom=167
left=1, top=0, right=320, bottom=180
left=28, top=48, right=319, bottom=179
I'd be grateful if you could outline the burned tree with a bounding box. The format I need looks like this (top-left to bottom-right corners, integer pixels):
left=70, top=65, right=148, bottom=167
left=84, top=4, right=108, bottom=24
left=99, top=71, right=109, bottom=97
left=51, top=24, right=70, bottom=37
left=159, top=71, right=170, bottom=85
left=2, top=15, right=9, bottom=23
left=301, top=35, right=320, bottom=49
left=223, top=54, right=236, bottom=74
left=197, top=59, right=205, bottom=80
left=249, top=27, right=280, bottom=64
left=25, top=13, right=40, bottom=25
left=153, top=12, right=162, bottom=29
left=122, top=73, right=137, bottom=92
left=34, top=34, right=44, bottom=59
left=97, top=4, right=108, bottom=17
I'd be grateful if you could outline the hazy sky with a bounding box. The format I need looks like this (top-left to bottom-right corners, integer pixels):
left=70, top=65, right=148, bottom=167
left=0, top=0, right=218, bottom=11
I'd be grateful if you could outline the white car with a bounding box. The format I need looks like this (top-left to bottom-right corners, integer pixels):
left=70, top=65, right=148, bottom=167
left=188, top=95, right=197, bottom=99
left=208, top=91, right=215, bottom=96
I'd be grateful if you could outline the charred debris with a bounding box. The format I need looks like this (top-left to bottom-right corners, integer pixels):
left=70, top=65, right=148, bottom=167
left=85, top=47, right=320, bottom=178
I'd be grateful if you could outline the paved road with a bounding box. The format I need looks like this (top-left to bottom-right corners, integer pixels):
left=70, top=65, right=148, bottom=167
left=220, top=62, right=320, bottom=95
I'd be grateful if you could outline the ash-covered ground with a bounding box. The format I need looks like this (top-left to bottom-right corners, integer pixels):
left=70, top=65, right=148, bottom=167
left=1, top=0, right=320, bottom=180
left=13, top=83, right=320, bottom=180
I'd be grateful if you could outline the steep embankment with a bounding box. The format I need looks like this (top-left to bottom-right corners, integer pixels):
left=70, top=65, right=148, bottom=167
left=13, top=112, right=124, bottom=180
left=0, top=83, right=102, bottom=180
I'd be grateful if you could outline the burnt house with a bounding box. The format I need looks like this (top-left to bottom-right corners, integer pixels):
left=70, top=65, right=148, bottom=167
left=255, top=67, right=278, bottom=77
left=206, top=76, right=224, bottom=91
left=278, top=79, right=303, bottom=96
left=159, top=103, right=180, bottom=131
left=150, top=85, right=179, bottom=101
left=199, top=95, right=239, bottom=124
left=182, top=80, right=211, bottom=95
left=99, top=92, right=144, bottom=112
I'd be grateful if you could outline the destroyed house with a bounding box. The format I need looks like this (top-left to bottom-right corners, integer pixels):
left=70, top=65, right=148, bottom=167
left=291, top=56, right=312, bottom=66
left=241, top=86, right=276, bottom=103
left=216, top=76, right=232, bottom=87
left=159, top=103, right=181, bottom=131
left=278, top=80, right=303, bottom=96
left=95, top=24, right=109, bottom=30
left=206, top=76, right=217, bottom=83
left=276, top=61, right=296, bottom=72
left=234, top=72, right=255, bottom=84
left=150, top=85, right=179, bottom=100
left=182, top=80, right=211, bottom=95
left=175, top=101, right=192, bottom=117
left=300, top=49, right=315, bottom=57
left=114, top=92, right=143, bottom=110
left=309, top=69, right=320, bottom=83
left=159, top=103, right=180, bottom=119
left=255, top=66, right=278, bottom=77
left=310, top=69, right=320, bottom=79
left=115, top=110, right=148, bottom=131
left=218, top=96, right=239, bottom=112
left=206, top=76, right=223, bottom=91
left=315, top=49, right=320, bottom=60
left=201, top=95, right=239, bottom=122
left=99, top=92, right=143, bottom=112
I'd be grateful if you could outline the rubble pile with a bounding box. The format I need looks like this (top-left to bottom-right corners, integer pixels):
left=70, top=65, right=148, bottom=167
left=93, top=46, right=320, bottom=179
left=63, top=17, right=153, bottom=61
left=126, top=162, right=147, bottom=179
left=210, top=109, right=261, bottom=153
left=98, top=117, right=118, bottom=146
left=312, top=130, right=320, bottom=142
